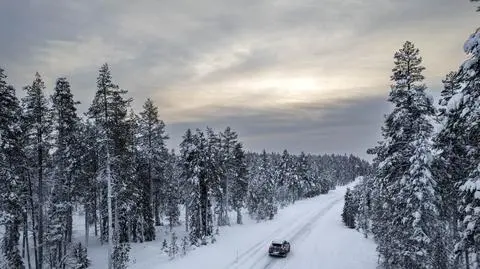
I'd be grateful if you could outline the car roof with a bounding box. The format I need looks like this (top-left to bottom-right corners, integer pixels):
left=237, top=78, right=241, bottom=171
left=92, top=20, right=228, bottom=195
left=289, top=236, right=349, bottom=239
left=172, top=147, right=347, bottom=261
left=271, top=240, right=284, bottom=244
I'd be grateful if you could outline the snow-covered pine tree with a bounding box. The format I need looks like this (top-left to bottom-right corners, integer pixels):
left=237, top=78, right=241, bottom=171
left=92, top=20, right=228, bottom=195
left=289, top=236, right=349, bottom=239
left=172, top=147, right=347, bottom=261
left=370, top=41, right=444, bottom=269
left=112, top=243, right=130, bottom=269
left=295, top=152, right=311, bottom=199
left=47, top=77, right=80, bottom=268
left=342, top=188, right=356, bottom=229
left=22, top=72, right=53, bottom=269
left=138, top=98, right=169, bottom=230
left=248, top=150, right=277, bottom=221
left=217, top=127, right=238, bottom=226
left=179, top=129, right=195, bottom=235
left=433, top=70, right=466, bottom=268
left=164, top=150, right=180, bottom=230
left=69, top=243, right=90, bottom=269
left=87, top=63, right=133, bottom=267
left=168, top=232, right=179, bottom=259
left=204, top=128, right=224, bottom=228
left=453, top=28, right=480, bottom=269
left=229, top=142, right=247, bottom=224
left=161, top=239, right=168, bottom=254
left=180, top=129, right=213, bottom=244
left=353, top=176, right=371, bottom=238
left=0, top=68, right=25, bottom=269
left=277, top=150, right=294, bottom=206
left=181, top=236, right=189, bottom=256
left=76, top=120, right=100, bottom=245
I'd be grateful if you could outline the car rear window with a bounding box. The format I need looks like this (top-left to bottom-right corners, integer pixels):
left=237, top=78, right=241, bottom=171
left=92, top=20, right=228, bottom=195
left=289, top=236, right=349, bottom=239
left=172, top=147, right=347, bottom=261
left=272, top=243, right=282, bottom=247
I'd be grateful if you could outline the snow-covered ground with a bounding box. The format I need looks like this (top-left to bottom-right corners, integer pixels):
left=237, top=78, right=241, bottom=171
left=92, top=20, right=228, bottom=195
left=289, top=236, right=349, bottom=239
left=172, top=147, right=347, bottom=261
left=81, top=183, right=377, bottom=269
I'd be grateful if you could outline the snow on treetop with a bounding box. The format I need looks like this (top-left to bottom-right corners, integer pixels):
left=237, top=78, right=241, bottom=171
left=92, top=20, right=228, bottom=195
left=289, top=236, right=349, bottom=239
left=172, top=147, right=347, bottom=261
left=464, top=28, right=480, bottom=55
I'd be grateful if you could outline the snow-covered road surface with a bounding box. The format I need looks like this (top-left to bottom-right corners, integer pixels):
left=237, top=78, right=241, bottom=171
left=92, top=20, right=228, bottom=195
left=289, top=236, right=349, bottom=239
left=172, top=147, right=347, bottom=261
left=162, top=184, right=378, bottom=269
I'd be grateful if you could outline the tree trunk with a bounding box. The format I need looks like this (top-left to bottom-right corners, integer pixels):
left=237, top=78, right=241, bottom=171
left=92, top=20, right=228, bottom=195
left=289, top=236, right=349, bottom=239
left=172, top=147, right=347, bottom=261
left=465, top=250, right=469, bottom=269
left=24, top=215, right=31, bottom=269
left=85, top=205, right=89, bottom=247
left=37, top=130, right=44, bottom=269
left=236, top=208, right=242, bottom=224
left=107, top=149, right=114, bottom=269
left=154, top=198, right=161, bottom=226
left=27, top=173, right=38, bottom=269
left=185, top=206, right=188, bottom=232
left=94, top=188, right=98, bottom=237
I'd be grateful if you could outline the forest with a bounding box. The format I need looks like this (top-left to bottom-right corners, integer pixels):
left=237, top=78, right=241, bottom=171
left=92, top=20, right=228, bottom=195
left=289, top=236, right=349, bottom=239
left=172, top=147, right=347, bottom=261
left=0, top=63, right=370, bottom=268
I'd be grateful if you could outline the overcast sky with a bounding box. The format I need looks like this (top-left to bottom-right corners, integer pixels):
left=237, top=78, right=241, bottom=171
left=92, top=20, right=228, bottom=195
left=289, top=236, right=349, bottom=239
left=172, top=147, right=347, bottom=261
left=1, top=0, right=478, bottom=159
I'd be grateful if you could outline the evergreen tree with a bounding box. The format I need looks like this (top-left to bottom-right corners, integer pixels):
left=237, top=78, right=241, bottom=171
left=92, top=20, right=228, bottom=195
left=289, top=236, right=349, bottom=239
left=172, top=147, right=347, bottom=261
left=217, top=127, right=238, bottom=226
left=370, top=41, right=443, bottom=269
left=181, top=236, right=189, bottom=256
left=47, top=77, right=80, bottom=268
left=138, top=98, right=168, bottom=230
left=180, top=129, right=213, bottom=244
left=277, top=150, right=295, bottom=205
left=229, top=142, right=248, bottom=224
left=0, top=68, right=25, bottom=269
left=453, top=29, right=480, bottom=269
left=112, top=243, right=130, bottom=269
left=69, top=243, right=90, bottom=269
left=164, top=151, right=180, bottom=230
left=161, top=239, right=168, bottom=254
left=433, top=70, right=466, bottom=268
left=342, top=188, right=356, bottom=229
left=354, top=176, right=371, bottom=238
left=87, top=63, right=133, bottom=268
left=248, top=150, right=277, bottom=221
left=22, top=72, right=53, bottom=269
left=168, top=232, right=179, bottom=259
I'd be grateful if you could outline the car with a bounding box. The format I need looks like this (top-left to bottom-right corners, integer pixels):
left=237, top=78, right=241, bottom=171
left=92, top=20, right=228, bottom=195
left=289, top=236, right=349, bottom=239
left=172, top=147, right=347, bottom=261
left=268, top=240, right=290, bottom=257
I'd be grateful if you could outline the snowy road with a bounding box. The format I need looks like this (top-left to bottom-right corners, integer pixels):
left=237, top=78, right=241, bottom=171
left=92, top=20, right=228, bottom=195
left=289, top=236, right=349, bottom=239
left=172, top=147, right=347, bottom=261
left=162, top=184, right=377, bottom=269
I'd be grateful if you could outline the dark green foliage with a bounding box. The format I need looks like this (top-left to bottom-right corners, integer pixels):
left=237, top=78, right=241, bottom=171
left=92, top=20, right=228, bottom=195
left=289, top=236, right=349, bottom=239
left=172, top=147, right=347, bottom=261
left=0, top=68, right=25, bottom=269
left=370, top=41, right=443, bottom=269
left=342, top=188, right=357, bottom=229
left=70, top=243, right=90, bottom=269
left=47, top=77, right=80, bottom=268
left=168, top=232, right=179, bottom=259
left=22, top=72, right=53, bottom=269
left=181, top=236, right=189, bottom=256
left=161, top=239, right=168, bottom=254
left=112, top=243, right=130, bottom=269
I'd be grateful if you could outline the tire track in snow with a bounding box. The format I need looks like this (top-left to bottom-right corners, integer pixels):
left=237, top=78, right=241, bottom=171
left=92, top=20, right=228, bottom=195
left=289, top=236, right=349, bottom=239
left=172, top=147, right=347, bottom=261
left=227, top=194, right=343, bottom=269
left=226, top=204, right=320, bottom=269
left=261, top=196, right=343, bottom=269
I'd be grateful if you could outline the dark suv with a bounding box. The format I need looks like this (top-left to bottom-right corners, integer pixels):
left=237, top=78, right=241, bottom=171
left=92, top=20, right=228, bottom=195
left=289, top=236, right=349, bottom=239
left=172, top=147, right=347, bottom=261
left=268, top=240, right=290, bottom=257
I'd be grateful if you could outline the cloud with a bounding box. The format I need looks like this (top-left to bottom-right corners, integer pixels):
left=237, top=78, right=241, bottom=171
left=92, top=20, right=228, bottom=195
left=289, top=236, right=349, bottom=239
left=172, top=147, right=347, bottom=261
left=1, top=0, right=477, bottom=156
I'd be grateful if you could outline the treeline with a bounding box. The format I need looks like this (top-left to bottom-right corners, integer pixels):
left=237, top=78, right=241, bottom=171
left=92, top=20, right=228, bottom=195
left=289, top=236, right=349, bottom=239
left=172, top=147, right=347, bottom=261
left=0, top=63, right=370, bottom=268
left=342, top=3, right=480, bottom=268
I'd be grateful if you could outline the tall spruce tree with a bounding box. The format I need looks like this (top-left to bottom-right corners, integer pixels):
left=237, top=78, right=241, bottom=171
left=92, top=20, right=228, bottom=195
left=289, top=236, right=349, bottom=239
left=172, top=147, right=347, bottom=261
left=46, top=77, right=80, bottom=268
left=138, top=98, right=168, bottom=229
left=217, top=127, right=238, bottom=226
left=453, top=28, right=480, bottom=269
left=433, top=70, right=466, bottom=268
left=87, top=63, right=132, bottom=268
left=370, top=41, right=443, bottom=269
left=22, top=72, right=52, bottom=269
left=0, top=68, right=25, bottom=269
left=229, top=142, right=248, bottom=224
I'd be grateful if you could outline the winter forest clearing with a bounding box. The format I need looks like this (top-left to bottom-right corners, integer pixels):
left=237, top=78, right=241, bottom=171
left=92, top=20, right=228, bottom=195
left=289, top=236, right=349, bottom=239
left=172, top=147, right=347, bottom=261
left=1, top=1, right=480, bottom=269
